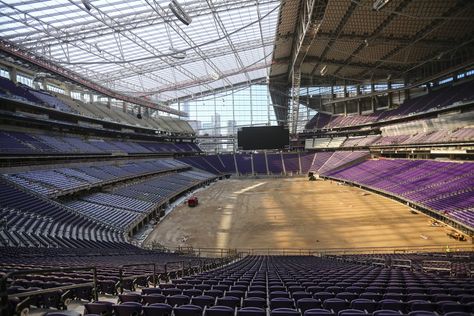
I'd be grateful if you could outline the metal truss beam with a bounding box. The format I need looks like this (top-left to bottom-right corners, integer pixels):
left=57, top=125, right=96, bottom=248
left=277, top=32, right=463, bottom=48
left=143, top=0, right=234, bottom=88
left=67, top=0, right=216, bottom=95
left=316, top=32, right=462, bottom=49
left=286, top=0, right=328, bottom=133
left=357, top=0, right=473, bottom=79
left=206, top=0, right=251, bottom=83
left=92, top=37, right=274, bottom=83
left=0, top=0, right=191, bottom=97
left=130, top=63, right=269, bottom=96
left=9, top=0, right=280, bottom=55
left=288, top=0, right=327, bottom=79
left=164, top=77, right=267, bottom=105
left=332, top=0, right=413, bottom=77
left=0, top=40, right=186, bottom=116
left=309, top=1, right=357, bottom=76
left=275, top=56, right=407, bottom=73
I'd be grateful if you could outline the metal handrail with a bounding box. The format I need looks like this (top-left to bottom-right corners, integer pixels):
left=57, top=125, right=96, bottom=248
left=117, top=263, right=157, bottom=294
left=0, top=266, right=98, bottom=316
left=392, top=259, right=412, bottom=270
left=422, top=260, right=452, bottom=274
left=166, top=244, right=474, bottom=257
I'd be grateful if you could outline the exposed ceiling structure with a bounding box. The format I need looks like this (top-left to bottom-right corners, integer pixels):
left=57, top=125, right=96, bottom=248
left=0, top=0, right=281, bottom=104
left=269, top=0, right=474, bottom=122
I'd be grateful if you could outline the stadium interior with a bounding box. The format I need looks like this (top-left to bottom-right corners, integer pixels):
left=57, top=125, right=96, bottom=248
left=0, top=0, right=473, bottom=316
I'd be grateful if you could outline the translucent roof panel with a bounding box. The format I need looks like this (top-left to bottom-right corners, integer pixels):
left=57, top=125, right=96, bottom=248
left=0, top=0, right=281, bottom=104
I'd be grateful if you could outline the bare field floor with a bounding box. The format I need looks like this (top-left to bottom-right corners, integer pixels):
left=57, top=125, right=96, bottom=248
left=144, top=178, right=467, bottom=251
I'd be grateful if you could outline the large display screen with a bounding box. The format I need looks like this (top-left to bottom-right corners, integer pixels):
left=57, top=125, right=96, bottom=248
left=237, top=126, right=289, bottom=150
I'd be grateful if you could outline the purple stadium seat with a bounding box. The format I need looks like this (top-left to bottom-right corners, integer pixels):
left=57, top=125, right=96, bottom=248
left=297, top=298, right=322, bottom=312
left=84, top=301, right=113, bottom=315
left=243, top=297, right=267, bottom=308
left=174, top=304, right=203, bottom=316
left=167, top=294, right=191, bottom=307
left=216, top=296, right=241, bottom=308
left=143, top=303, right=173, bottom=316
left=271, top=298, right=296, bottom=310
left=113, top=302, right=143, bottom=316
left=191, top=295, right=216, bottom=308
left=143, top=294, right=167, bottom=305
left=337, top=309, right=366, bottom=316
left=238, top=307, right=267, bottom=316
left=323, top=299, right=349, bottom=313
left=304, top=308, right=335, bottom=316
left=205, top=305, right=235, bottom=316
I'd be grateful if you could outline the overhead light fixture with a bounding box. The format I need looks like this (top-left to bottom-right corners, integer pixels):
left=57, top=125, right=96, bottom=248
left=320, top=65, right=328, bottom=76
left=169, top=0, right=192, bottom=25
left=81, top=0, right=92, bottom=11
left=372, top=0, right=391, bottom=11
left=210, top=72, right=220, bottom=80
left=169, top=47, right=186, bottom=59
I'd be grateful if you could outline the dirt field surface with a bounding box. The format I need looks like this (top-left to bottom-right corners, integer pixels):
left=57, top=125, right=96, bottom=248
left=144, top=178, right=468, bottom=251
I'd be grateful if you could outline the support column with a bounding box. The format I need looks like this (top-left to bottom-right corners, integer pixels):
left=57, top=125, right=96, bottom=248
left=38, top=78, right=47, bottom=90
left=331, top=85, right=336, bottom=114
left=343, top=82, right=348, bottom=115
left=9, top=67, right=17, bottom=83
left=290, top=67, right=301, bottom=134
left=452, top=71, right=458, bottom=82
left=387, top=80, right=393, bottom=108
left=143, top=107, right=150, bottom=117
left=83, top=93, right=90, bottom=104
left=356, top=85, right=362, bottom=114
left=371, top=81, right=376, bottom=112
left=404, top=77, right=410, bottom=101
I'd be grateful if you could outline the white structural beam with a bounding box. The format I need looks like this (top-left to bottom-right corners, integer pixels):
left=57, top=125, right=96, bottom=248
left=287, top=0, right=327, bottom=133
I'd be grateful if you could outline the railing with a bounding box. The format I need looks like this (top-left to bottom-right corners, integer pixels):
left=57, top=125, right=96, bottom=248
left=165, top=244, right=474, bottom=257
left=371, top=258, right=386, bottom=267
left=116, top=263, right=157, bottom=294
left=392, top=259, right=412, bottom=270
left=422, top=260, right=452, bottom=275
left=0, top=266, right=98, bottom=316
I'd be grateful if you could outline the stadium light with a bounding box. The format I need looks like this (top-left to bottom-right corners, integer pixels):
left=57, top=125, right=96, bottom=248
left=373, top=0, right=391, bottom=11
left=169, top=0, right=192, bottom=26
left=82, top=0, right=92, bottom=11
left=320, top=65, right=328, bottom=76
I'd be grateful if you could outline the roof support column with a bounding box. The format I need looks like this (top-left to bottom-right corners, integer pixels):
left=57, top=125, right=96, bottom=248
left=331, top=85, right=336, bottom=114
left=9, top=67, right=17, bottom=84
left=371, top=81, right=376, bottom=112
left=387, top=80, right=393, bottom=108
left=343, top=82, right=348, bottom=116
left=290, top=68, right=301, bottom=134
left=356, top=85, right=362, bottom=114
left=287, top=0, right=326, bottom=129
left=404, top=77, right=410, bottom=101
left=62, top=84, right=71, bottom=98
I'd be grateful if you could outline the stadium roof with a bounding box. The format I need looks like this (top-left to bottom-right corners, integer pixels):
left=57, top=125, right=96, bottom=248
left=268, top=0, right=474, bottom=123
left=0, top=0, right=281, bottom=104
left=270, top=0, right=474, bottom=87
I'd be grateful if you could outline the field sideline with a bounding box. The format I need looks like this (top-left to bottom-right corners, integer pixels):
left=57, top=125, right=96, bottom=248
left=144, top=178, right=467, bottom=251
